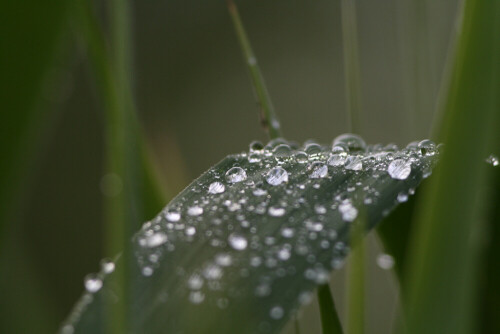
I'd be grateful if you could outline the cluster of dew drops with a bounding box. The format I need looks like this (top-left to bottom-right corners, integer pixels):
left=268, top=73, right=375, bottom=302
left=78, top=134, right=444, bottom=329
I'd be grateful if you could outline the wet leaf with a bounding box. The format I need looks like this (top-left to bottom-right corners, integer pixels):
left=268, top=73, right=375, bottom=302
left=62, top=136, right=438, bottom=334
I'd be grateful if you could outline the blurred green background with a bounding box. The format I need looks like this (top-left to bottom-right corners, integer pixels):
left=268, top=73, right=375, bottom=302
left=0, top=0, right=460, bottom=332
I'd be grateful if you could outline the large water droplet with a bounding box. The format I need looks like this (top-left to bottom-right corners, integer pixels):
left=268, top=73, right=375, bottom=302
left=84, top=274, right=102, bottom=293
left=388, top=159, right=412, bottom=180
left=344, top=156, right=363, bottom=171
left=309, top=162, right=328, bottom=178
left=187, top=205, right=204, bottom=216
left=266, top=167, right=289, bottom=186
left=208, top=181, right=225, bottom=194
left=304, top=143, right=322, bottom=155
left=228, top=233, right=248, bottom=251
left=418, top=139, right=437, bottom=156
left=333, top=133, right=366, bottom=152
left=328, top=152, right=347, bottom=166
left=225, top=167, right=247, bottom=183
left=272, top=144, right=292, bottom=156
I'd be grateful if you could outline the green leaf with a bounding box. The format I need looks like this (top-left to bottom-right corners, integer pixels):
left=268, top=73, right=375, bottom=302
left=403, top=0, right=500, bottom=333
left=62, top=136, right=437, bottom=334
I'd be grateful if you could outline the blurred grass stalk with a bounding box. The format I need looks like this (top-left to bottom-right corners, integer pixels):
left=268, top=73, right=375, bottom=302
left=404, top=1, right=500, bottom=334
left=75, top=0, right=167, bottom=332
left=340, top=1, right=366, bottom=333
left=396, top=0, right=436, bottom=138
left=340, top=0, right=362, bottom=134
left=226, top=0, right=282, bottom=140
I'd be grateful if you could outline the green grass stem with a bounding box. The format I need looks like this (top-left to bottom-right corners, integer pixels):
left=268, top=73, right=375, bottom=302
left=226, top=0, right=282, bottom=140
left=340, top=0, right=363, bottom=134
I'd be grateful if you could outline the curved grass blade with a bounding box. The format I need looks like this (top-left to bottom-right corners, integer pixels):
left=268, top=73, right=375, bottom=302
left=61, top=136, right=438, bottom=334
left=317, top=284, right=343, bottom=334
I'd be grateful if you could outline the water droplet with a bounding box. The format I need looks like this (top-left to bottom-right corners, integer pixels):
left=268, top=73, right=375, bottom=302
left=187, top=205, right=203, bottom=216
left=228, top=233, right=248, bottom=250
left=189, top=291, right=205, bottom=304
left=266, top=167, right=289, bottom=186
left=142, top=266, right=153, bottom=276
left=486, top=154, right=499, bottom=166
left=333, top=133, right=366, bottom=152
left=305, top=143, right=322, bottom=155
left=281, top=227, right=295, bottom=238
left=309, top=162, right=328, bottom=178
left=187, top=274, right=204, bottom=290
left=376, top=254, right=395, bottom=270
left=277, top=247, right=291, bottom=261
left=332, top=142, right=348, bottom=153
left=272, top=144, right=292, bottom=156
left=249, top=140, right=264, bottom=152
left=253, top=188, right=267, bottom=196
left=327, top=153, right=347, bottom=166
left=215, top=253, right=233, bottom=266
left=100, top=258, right=115, bottom=274
left=269, top=306, right=284, bottom=319
left=164, top=209, right=181, bottom=222
left=84, top=274, right=102, bottom=293
left=185, top=226, right=196, bottom=236
left=248, top=153, right=262, bottom=163
left=397, top=192, right=409, bottom=203
left=225, top=167, right=247, bottom=183
left=314, top=204, right=327, bottom=214
left=344, top=156, right=363, bottom=171
left=388, top=159, right=412, bottom=180
left=295, top=151, right=308, bottom=163
left=268, top=206, right=285, bottom=217
left=418, top=139, right=437, bottom=156
left=338, top=201, right=358, bottom=222
left=142, top=232, right=168, bottom=248
left=208, top=181, right=225, bottom=194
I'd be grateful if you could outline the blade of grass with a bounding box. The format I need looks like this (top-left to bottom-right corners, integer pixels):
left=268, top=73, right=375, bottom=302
left=74, top=1, right=168, bottom=332
left=340, top=2, right=365, bottom=333
left=396, top=0, right=436, bottom=138
left=0, top=0, right=68, bottom=332
left=347, top=216, right=365, bottom=334
left=74, top=1, right=130, bottom=332
left=318, top=284, right=344, bottom=334
left=340, top=0, right=362, bottom=134
left=0, top=0, right=68, bottom=244
left=62, top=139, right=438, bottom=333
left=478, top=163, right=500, bottom=333
left=404, top=1, right=500, bottom=334
left=226, top=0, right=282, bottom=139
